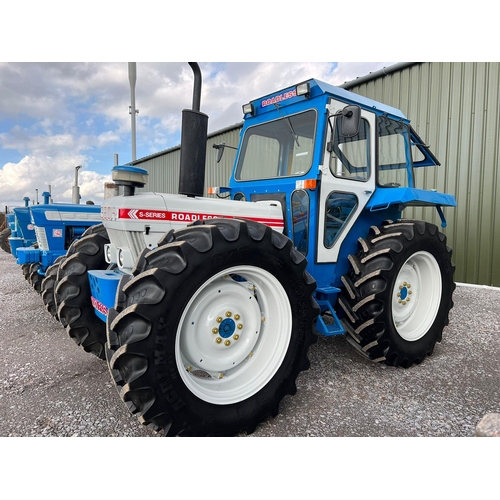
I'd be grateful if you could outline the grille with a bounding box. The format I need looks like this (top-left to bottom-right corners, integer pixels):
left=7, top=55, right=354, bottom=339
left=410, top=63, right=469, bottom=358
left=34, top=226, right=49, bottom=250
left=107, top=228, right=146, bottom=262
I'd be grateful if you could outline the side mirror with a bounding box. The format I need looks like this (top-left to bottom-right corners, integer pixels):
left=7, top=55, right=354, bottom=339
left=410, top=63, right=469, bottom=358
left=213, top=142, right=226, bottom=163
left=340, top=105, right=361, bottom=138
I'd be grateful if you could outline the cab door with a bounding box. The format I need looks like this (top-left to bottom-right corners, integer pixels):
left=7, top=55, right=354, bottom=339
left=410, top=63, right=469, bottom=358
left=316, top=99, right=376, bottom=263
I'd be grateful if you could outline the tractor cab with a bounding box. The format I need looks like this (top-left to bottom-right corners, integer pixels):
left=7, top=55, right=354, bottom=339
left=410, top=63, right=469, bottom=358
left=217, top=79, right=455, bottom=289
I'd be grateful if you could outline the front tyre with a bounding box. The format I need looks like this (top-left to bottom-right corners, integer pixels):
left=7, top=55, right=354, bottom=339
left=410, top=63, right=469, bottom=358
left=56, top=224, right=109, bottom=359
left=106, top=219, right=319, bottom=436
left=28, top=262, right=42, bottom=294
left=339, top=219, right=455, bottom=368
left=41, top=255, right=65, bottom=321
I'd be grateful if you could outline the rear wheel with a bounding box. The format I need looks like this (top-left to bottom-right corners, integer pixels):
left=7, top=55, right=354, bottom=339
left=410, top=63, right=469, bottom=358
left=106, top=219, right=319, bottom=436
left=339, top=219, right=455, bottom=368
left=56, top=224, right=109, bottom=359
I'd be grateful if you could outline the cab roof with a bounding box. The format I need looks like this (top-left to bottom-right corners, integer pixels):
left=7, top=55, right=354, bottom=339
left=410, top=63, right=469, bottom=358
left=248, top=78, right=408, bottom=122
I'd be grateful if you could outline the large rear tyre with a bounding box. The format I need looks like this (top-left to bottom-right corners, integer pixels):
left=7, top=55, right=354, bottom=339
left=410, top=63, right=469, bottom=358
left=56, top=224, right=109, bottom=359
left=339, top=219, right=455, bottom=368
left=0, top=227, right=11, bottom=253
left=41, top=255, right=65, bottom=321
left=106, top=219, right=319, bottom=436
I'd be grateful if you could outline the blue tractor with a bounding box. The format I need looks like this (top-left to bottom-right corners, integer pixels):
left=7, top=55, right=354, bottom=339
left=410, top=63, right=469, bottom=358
left=13, top=191, right=101, bottom=319
left=57, top=64, right=455, bottom=436
left=5, top=197, right=38, bottom=277
left=0, top=198, right=38, bottom=280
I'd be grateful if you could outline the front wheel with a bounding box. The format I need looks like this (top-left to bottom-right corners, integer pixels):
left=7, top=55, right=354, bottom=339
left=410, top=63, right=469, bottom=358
left=339, top=219, right=455, bottom=368
left=41, top=256, right=65, bottom=321
left=28, top=262, right=42, bottom=294
left=106, top=219, right=319, bottom=436
left=56, top=224, right=110, bottom=359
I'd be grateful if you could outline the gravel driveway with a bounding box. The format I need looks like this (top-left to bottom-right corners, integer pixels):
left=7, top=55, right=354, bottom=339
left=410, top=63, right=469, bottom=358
left=0, top=249, right=499, bottom=437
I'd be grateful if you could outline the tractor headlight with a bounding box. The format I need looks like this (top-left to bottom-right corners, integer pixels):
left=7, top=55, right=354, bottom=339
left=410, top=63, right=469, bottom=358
left=104, top=244, right=116, bottom=264
left=117, top=248, right=125, bottom=267
left=117, top=247, right=133, bottom=271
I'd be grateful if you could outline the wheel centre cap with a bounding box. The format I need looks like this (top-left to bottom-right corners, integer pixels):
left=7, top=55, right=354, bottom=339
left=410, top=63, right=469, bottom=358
left=218, top=318, right=236, bottom=338
left=400, top=286, right=408, bottom=300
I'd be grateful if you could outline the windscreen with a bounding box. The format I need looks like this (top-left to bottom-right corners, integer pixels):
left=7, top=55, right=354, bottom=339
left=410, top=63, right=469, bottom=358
left=236, top=109, right=317, bottom=180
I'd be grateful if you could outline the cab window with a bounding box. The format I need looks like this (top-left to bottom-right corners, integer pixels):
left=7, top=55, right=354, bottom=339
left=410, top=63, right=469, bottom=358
left=329, top=117, right=370, bottom=181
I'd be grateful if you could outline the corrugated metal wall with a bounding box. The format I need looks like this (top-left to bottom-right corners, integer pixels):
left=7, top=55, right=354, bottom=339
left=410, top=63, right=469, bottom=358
left=346, top=62, right=500, bottom=286
left=133, top=62, right=500, bottom=286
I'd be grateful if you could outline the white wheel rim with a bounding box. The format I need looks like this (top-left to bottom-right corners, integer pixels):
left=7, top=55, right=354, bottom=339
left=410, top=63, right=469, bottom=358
left=391, top=251, right=442, bottom=341
left=175, top=265, right=292, bottom=405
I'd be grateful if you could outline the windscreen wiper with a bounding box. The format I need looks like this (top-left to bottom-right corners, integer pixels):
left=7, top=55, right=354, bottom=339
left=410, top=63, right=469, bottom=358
left=274, top=102, right=300, bottom=147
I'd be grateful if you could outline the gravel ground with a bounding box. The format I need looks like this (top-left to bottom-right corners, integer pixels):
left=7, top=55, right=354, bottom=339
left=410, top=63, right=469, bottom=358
left=0, top=248, right=499, bottom=438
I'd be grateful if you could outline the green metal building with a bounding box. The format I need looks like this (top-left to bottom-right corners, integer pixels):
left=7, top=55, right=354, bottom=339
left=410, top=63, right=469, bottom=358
left=131, top=62, right=500, bottom=286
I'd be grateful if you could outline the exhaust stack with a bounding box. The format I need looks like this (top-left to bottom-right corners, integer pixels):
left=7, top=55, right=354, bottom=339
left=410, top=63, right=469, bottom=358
left=178, top=62, right=209, bottom=198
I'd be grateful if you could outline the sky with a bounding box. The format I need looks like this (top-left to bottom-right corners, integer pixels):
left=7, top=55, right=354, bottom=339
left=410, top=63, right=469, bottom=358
left=0, top=61, right=396, bottom=209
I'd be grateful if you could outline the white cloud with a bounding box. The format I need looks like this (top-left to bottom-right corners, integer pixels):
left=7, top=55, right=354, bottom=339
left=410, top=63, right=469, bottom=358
left=0, top=155, right=110, bottom=208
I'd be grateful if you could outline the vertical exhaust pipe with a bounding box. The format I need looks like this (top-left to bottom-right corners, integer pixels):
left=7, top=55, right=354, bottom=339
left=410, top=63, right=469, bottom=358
left=178, top=62, right=209, bottom=198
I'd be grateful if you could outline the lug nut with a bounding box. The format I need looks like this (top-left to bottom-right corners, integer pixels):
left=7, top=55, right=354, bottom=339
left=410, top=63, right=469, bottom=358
left=212, top=328, right=219, bottom=334
left=224, top=340, right=231, bottom=346
left=215, top=338, right=222, bottom=344
left=234, top=314, right=240, bottom=320
left=216, top=317, right=222, bottom=323
left=237, top=323, right=243, bottom=330
left=234, top=334, right=240, bottom=340
left=225, top=311, right=232, bottom=317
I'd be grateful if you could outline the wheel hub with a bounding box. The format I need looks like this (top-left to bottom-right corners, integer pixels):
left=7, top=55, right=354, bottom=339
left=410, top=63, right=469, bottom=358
left=218, top=317, right=236, bottom=339
left=397, top=281, right=413, bottom=305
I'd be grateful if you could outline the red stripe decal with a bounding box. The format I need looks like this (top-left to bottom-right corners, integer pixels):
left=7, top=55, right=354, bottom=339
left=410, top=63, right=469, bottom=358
left=117, top=209, right=283, bottom=227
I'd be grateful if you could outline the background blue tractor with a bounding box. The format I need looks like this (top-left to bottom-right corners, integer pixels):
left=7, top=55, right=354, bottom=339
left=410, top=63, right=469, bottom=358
left=12, top=191, right=102, bottom=320
left=57, top=64, right=456, bottom=436
left=1, top=197, right=38, bottom=279
left=7, top=197, right=38, bottom=278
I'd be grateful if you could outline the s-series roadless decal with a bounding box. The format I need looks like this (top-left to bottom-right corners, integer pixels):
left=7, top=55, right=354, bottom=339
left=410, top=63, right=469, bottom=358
left=114, top=208, right=284, bottom=229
